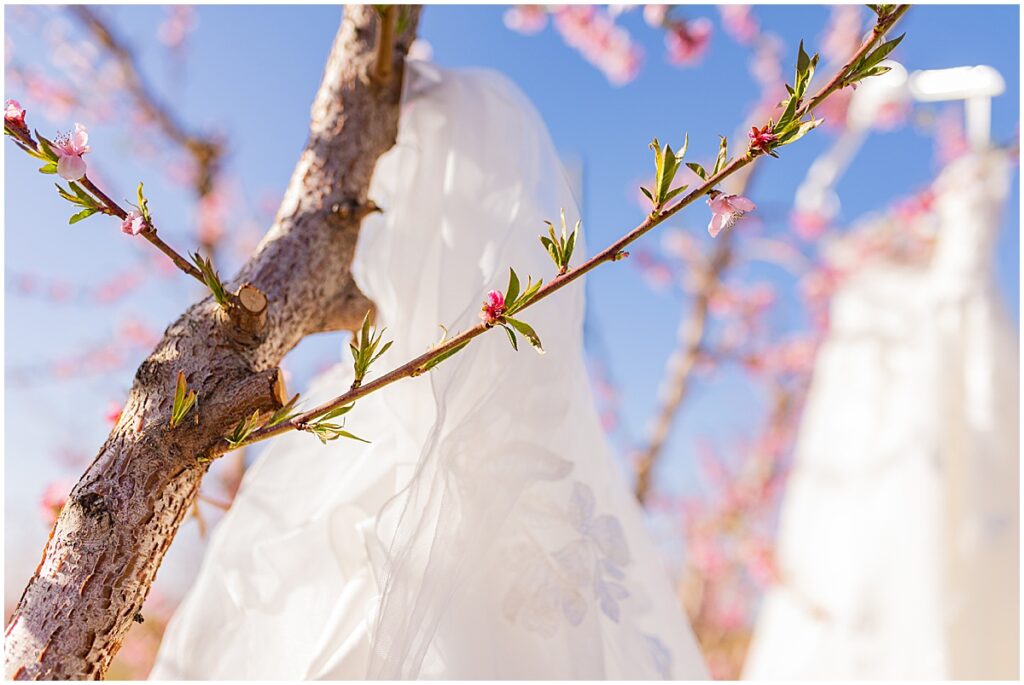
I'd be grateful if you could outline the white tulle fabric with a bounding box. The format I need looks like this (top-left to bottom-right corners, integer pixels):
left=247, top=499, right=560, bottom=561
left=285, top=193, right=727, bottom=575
left=743, top=151, right=1019, bottom=680
left=151, top=63, right=707, bottom=680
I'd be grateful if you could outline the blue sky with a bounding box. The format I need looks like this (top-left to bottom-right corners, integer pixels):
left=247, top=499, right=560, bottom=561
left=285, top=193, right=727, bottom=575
left=4, top=5, right=1019, bottom=600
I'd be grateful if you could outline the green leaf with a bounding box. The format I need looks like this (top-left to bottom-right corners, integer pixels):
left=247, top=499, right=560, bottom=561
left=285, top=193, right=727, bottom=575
left=777, top=117, right=823, bottom=146
left=267, top=394, right=302, bottom=427
left=68, top=181, right=99, bottom=208
left=502, top=324, right=518, bottom=351
left=640, top=186, right=654, bottom=204
left=334, top=429, right=370, bottom=443
left=319, top=402, right=355, bottom=422
left=540, top=235, right=559, bottom=265
left=507, top=276, right=542, bottom=315
left=225, top=409, right=263, bottom=447
left=505, top=317, right=544, bottom=354
left=38, top=162, right=57, bottom=174
left=649, top=138, right=664, bottom=181
left=686, top=162, right=706, bottom=180
left=69, top=207, right=99, bottom=224
left=713, top=136, right=728, bottom=175
left=190, top=251, right=229, bottom=307
left=307, top=421, right=370, bottom=445
left=564, top=220, right=578, bottom=266
left=35, top=132, right=59, bottom=162
left=775, top=94, right=799, bottom=133
left=678, top=132, right=689, bottom=162
left=419, top=339, right=471, bottom=373
left=794, top=40, right=812, bottom=98
left=505, top=267, right=520, bottom=307
left=662, top=185, right=689, bottom=205
left=55, top=183, right=77, bottom=204
left=369, top=339, right=393, bottom=366
left=137, top=181, right=152, bottom=222
left=169, top=371, right=198, bottom=429
left=349, top=310, right=391, bottom=386
left=858, top=65, right=892, bottom=80
left=860, top=33, right=904, bottom=72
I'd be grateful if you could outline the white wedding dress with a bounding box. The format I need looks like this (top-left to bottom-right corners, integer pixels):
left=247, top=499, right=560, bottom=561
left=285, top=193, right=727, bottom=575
left=151, top=63, right=707, bottom=680
left=743, top=151, right=1019, bottom=679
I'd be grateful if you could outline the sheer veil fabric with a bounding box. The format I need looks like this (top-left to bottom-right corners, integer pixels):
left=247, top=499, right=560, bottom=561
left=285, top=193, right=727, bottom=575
left=743, top=151, right=1019, bottom=679
left=151, top=63, right=708, bottom=680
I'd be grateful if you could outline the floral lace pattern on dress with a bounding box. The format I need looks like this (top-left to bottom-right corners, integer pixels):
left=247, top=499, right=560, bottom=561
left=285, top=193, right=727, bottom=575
left=503, top=482, right=632, bottom=634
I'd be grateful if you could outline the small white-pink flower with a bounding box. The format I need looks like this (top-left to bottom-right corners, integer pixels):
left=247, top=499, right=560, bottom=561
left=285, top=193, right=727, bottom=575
left=121, top=210, right=146, bottom=236
left=707, top=193, right=755, bottom=237
left=54, top=122, right=90, bottom=181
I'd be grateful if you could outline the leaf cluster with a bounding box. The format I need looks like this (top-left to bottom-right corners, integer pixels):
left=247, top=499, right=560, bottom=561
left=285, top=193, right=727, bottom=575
left=350, top=311, right=392, bottom=388
left=843, top=33, right=905, bottom=87
left=55, top=180, right=104, bottom=224
left=540, top=209, right=579, bottom=274
left=169, top=371, right=198, bottom=429
left=224, top=393, right=301, bottom=448
left=190, top=251, right=229, bottom=307
left=304, top=403, right=368, bottom=445
left=640, top=136, right=689, bottom=211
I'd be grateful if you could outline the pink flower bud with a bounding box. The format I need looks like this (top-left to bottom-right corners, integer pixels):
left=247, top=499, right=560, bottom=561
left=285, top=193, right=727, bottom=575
left=707, top=193, right=755, bottom=237
left=121, top=210, right=146, bottom=236
left=4, top=99, right=27, bottom=130
left=480, top=289, right=506, bottom=325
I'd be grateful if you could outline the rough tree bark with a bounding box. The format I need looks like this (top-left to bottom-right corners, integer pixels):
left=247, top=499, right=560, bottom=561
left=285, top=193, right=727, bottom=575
left=5, top=6, right=420, bottom=679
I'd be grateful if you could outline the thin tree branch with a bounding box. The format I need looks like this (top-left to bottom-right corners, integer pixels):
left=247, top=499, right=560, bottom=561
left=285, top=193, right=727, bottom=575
left=224, top=5, right=909, bottom=456
left=634, top=236, right=733, bottom=505
left=373, top=6, right=397, bottom=85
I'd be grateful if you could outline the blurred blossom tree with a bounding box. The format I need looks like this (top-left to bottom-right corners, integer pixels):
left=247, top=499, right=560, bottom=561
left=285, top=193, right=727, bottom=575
left=3, top=4, right=913, bottom=679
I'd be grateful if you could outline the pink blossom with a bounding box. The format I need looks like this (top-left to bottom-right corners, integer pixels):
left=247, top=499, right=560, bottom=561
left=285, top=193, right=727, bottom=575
left=54, top=122, right=90, bottom=181
left=791, top=208, right=830, bottom=241
left=157, top=5, right=196, bottom=49
left=5, top=98, right=26, bottom=130
left=643, top=4, right=668, bottom=27
left=121, top=210, right=146, bottom=236
left=748, top=124, right=777, bottom=155
left=553, top=6, right=642, bottom=85
left=817, top=86, right=853, bottom=130
left=719, top=5, right=758, bottom=45
left=934, top=106, right=969, bottom=164
left=105, top=401, right=123, bottom=426
left=665, top=17, right=712, bottom=67
left=634, top=249, right=674, bottom=291
left=197, top=186, right=227, bottom=246
left=480, top=289, right=506, bottom=324
left=821, top=5, right=864, bottom=62
left=743, top=539, right=780, bottom=587
left=504, top=5, right=549, bottom=34
left=749, top=35, right=784, bottom=86
left=707, top=193, right=755, bottom=238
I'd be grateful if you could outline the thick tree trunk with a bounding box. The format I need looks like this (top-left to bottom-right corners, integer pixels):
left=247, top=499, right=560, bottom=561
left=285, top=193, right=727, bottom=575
left=5, top=6, right=420, bottom=679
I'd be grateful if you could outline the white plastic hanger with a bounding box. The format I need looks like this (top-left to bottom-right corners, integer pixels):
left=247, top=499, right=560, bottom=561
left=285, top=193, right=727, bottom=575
left=793, top=61, right=1005, bottom=221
